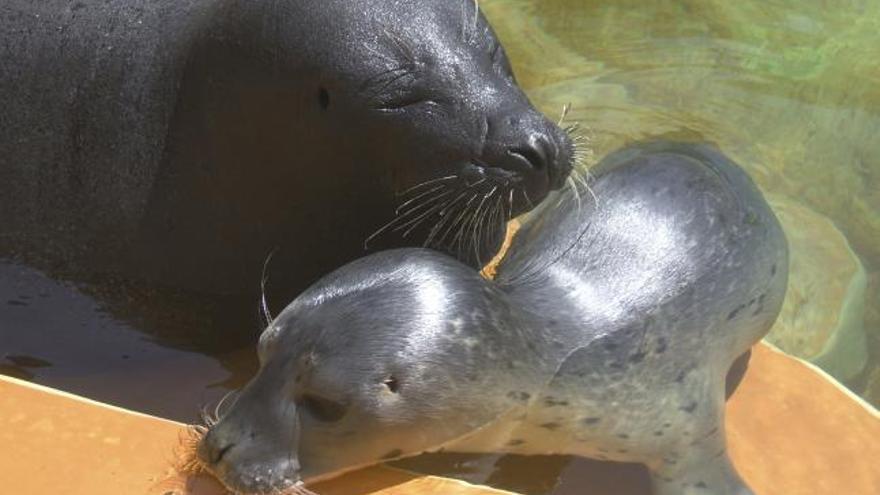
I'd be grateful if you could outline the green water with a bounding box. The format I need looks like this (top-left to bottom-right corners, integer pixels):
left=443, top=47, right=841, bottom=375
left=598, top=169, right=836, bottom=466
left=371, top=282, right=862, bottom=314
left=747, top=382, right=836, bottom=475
left=485, top=0, right=880, bottom=404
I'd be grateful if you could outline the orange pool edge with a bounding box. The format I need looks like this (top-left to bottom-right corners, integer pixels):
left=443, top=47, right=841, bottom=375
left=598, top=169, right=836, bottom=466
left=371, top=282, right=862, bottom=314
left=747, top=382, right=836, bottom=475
left=1, top=341, right=877, bottom=495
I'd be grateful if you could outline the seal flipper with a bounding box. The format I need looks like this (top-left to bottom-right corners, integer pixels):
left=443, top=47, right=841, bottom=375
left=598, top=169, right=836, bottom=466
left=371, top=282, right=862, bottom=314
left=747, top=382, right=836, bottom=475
left=650, top=374, right=754, bottom=495
left=650, top=432, right=754, bottom=495
left=725, top=350, right=752, bottom=399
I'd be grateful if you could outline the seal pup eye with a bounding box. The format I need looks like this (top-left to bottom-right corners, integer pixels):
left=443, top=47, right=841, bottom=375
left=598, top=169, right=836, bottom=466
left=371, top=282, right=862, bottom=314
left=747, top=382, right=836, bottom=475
left=299, top=393, right=346, bottom=422
left=317, top=87, right=330, bottom=110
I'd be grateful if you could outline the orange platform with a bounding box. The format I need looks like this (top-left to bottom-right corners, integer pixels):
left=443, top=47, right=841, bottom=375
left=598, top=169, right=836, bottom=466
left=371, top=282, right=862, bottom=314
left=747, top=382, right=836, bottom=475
left=1, top=342, right=877, bottom=495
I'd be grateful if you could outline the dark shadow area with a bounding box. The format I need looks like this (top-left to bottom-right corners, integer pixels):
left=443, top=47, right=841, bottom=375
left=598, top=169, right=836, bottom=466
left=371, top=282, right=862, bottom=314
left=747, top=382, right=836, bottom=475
left=0, top=258, right=259, bottom=421
left=395, top=453, right=652, bottom=495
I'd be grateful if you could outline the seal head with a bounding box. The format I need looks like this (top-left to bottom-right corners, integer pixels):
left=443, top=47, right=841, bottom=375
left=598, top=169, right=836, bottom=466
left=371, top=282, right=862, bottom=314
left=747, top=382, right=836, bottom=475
left=198, top=249, right=550, bottom=491
left=1, top=0, right=574, bottom=296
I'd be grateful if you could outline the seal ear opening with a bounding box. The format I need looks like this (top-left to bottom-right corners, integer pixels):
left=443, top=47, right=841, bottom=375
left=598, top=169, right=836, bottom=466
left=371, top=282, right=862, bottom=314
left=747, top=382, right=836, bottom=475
left=318, top=87, right=330, bottom=110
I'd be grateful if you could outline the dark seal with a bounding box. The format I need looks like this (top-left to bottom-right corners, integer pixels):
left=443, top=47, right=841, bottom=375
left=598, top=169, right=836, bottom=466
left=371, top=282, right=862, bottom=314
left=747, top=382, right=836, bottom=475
left=197, top=141, right=788, bottom=495
left=0, top=0, right=573, bottom=299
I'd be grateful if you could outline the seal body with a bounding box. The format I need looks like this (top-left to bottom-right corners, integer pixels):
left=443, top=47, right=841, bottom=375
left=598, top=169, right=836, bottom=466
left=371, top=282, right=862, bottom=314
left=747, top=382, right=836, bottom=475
left=0, top=0, right=572, bottom=298
left=197, top=142, right=787, bottom=495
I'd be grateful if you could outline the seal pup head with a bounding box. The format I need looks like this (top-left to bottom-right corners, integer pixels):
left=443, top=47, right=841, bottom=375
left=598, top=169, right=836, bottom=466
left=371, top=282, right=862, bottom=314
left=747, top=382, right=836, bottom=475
left=197, top=249, right=547, bottom=493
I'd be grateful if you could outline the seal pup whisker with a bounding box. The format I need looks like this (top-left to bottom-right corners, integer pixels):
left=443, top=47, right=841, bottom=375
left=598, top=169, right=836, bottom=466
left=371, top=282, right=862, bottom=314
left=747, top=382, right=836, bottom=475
left=174, top=423, right=209, bottom=476
left=199, top=405, right=219, bottom=428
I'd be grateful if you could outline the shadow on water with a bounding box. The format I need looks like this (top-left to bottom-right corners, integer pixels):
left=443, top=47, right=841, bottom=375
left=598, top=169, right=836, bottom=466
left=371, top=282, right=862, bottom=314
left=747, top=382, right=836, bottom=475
left=395, top=454, right=652, bottom=495
left=0, top=258, right=259, bottom=422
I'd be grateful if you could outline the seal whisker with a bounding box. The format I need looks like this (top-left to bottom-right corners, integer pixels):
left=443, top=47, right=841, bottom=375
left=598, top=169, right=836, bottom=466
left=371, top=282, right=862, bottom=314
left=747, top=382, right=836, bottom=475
left=399, top=193, right=457, bottom=237
left=450, top=193, right=480, bottom=257
left=381, top=28, right=417, bottom=66
left=494, top=192, right=505, bottom=227
left=394, top=190, right=455, bottom=224
left=365, top=186, right=455, bottom=248
left=433, top=192, right=476, bottom=249
left=470, top=186, right=495, bottom=263
left=423, top=190, right=471, bottom=247
left=468, top=199, right=484, bottom=264
left=199, top=406, right=218, bottom=428
left=558, top=102, right=572, bottom=126
left=522, top=189, right=535, bottom=209
left=260, top=248, right=279, bottom=326
left=507, top=188, right=515, bottom=221
left=574, top=168, right=599, bottom=207
left=213, top=390, right=238, bottom=421
left=468, top=188, right=490, bottom=263
left=397, top=195, right=457, bottom=234
left=395, top=184, right=446, bottom=214
left=364, top=209, right=420, bottom=249
left=397, top=175, right=457, bottom=197
left=568, top=176, right=583, bottom=212
left=292, top=483, right=319, bottom=495
left=366, top=69, right=416, bottom=103
left=360, top=65, right=414, bottom=96
left=461, top=0, right=480, bottom=43
left=471, top=0, right=481, bottom=44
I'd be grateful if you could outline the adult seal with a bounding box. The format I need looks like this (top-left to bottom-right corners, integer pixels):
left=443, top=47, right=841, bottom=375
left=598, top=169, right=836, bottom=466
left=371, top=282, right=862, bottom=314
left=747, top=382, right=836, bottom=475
left=0, top=0, right=573, bottom=298
left=197, top=141, right=788, bottom=495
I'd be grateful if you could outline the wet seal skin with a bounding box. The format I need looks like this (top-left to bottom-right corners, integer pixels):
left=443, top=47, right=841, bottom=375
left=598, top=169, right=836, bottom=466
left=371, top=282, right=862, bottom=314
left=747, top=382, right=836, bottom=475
left=0, top=0, right=573, bottom=300
left=197, top=142, right=788, bottom=495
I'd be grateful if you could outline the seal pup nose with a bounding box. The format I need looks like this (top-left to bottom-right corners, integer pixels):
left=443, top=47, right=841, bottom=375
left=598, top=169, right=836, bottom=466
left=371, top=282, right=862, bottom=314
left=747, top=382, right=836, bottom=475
left=197, top=429, right=237, bottom=467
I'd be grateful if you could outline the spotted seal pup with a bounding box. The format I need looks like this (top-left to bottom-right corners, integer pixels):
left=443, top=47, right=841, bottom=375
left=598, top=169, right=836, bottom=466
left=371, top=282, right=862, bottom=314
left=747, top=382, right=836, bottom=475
left=196, top=141, right=788, bottom=495
left=0, top=0, right=573, bottom=298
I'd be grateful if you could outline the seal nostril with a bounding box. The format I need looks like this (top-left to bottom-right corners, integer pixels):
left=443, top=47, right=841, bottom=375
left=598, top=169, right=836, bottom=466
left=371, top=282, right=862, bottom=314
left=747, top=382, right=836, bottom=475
left=509, top=143, right=547, bottom=171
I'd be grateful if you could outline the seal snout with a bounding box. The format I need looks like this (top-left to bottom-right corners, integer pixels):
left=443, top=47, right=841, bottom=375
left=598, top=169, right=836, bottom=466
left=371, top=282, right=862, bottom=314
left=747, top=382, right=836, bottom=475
left=198, top=429, right=236, bottom=466
left=477, top=110, right=574, bottom=200
left=195, top=401, right=304, bottom=495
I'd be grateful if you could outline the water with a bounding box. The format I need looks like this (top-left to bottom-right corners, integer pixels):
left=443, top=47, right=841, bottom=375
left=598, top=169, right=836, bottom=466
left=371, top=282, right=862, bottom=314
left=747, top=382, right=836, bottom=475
left=1, top=1, right=878, bottom=494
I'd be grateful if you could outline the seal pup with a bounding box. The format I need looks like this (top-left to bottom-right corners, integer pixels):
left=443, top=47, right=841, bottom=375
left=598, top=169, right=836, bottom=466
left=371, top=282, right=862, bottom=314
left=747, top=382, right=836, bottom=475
left=0, top=0, right=573, bottom=299
left=196, top=141, right=788, bottom=495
